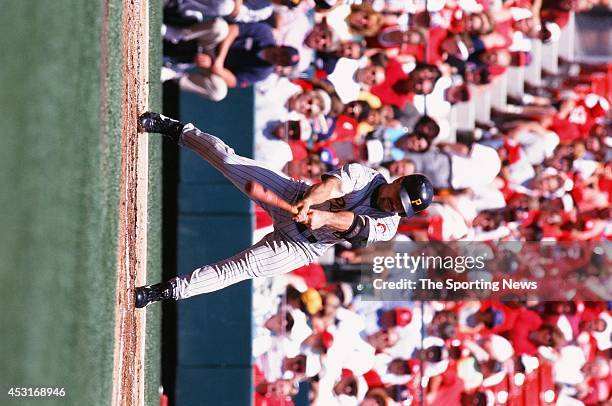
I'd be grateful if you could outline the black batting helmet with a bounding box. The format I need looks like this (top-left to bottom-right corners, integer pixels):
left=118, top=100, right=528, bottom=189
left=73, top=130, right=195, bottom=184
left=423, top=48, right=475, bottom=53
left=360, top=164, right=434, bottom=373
left=399, top=174, right=433, bottom=217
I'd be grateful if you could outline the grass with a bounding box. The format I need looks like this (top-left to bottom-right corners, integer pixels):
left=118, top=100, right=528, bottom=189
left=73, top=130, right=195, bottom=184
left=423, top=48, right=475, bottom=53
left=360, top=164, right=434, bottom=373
left=0, top=1, right=161, bottom=404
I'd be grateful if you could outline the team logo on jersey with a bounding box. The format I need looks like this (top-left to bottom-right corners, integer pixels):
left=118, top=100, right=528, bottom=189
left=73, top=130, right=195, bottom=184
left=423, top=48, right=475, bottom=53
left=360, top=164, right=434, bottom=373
left=376, top=222, right=387, bottom=234
left=329, top=197, right=346, bottom=212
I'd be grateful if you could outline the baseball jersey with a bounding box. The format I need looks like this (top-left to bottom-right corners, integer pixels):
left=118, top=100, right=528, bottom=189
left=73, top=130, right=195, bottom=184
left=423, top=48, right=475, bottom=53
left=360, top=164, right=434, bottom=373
left=309, top=163, right=401, bottom=244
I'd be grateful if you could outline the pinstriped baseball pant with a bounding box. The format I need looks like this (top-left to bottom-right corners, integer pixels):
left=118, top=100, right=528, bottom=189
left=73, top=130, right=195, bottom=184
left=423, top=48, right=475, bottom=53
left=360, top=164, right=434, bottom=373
left=170, top=124, right=327, bottom=299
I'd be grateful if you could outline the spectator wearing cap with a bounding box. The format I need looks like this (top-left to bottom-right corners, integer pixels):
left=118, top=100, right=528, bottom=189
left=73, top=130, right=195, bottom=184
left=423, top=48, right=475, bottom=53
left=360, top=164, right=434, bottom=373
left=256, top=82, right=332, bottom=161
left=326, top=54, right=387, bottom=104
left=272, top=4, right=314, bottom=73
left=333, top=371, right=364, bottom=402
left=366, top=329, right=400, bottom=353
left=314, top=367, right=365, bottom=406
left=371, top=62, right=442, bottom=108
left=257, top=118, right=312, bottom=171
left=508, top=7, right=538, bottom=47
left=287, top=89, right=332, bottom=120
left=280, top=353, right=321, bottom=379
left=378, top=307, right=413, bottom=329
left=302, top=329, right=335, bottom=355
left=314, top=39, right=367, bottom=75
left=374, top=353, right=414, bottom=387
left=459, top=301, right=519, bottom=333
left=421, top=193, right=489, bottom=240
left=462, top=306, right=506, bottom=332
left=178, top=22, right=300, bottom=100
left=266, top=118, right=312, bottom=143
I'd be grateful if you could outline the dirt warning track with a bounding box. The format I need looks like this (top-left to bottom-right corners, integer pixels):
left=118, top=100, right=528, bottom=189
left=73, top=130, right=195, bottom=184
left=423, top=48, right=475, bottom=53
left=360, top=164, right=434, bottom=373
left=111, top=1, right=150, bottom=405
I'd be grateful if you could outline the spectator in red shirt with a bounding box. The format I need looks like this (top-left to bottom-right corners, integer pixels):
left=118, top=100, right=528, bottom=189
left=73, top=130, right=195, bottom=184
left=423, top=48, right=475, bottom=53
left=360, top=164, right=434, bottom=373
left=371, top=62, right=442, bottom=108
left=508, top=310, right=565, bottom=355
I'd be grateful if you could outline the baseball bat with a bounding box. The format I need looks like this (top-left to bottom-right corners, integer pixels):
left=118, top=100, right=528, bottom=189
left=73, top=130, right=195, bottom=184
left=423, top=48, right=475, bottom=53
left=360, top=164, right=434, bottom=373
left=245, top=181, right=298, bottom=215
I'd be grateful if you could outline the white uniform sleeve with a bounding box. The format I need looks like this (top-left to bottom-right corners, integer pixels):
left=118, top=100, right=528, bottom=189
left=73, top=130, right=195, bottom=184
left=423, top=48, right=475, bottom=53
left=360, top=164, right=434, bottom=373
left=361, top=213, right=400, bottom=243
left=323, top=163, right=378, bottom=195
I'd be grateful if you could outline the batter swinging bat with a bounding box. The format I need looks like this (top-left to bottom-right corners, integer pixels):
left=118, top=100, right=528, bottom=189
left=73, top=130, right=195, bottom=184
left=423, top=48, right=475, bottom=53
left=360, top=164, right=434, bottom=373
left=245, top=181, right=298, bottom=215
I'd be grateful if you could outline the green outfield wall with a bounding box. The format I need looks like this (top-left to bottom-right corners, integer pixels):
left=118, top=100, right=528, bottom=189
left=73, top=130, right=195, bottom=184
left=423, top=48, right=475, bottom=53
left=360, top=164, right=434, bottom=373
left=162, top=89, right=255, bottom=405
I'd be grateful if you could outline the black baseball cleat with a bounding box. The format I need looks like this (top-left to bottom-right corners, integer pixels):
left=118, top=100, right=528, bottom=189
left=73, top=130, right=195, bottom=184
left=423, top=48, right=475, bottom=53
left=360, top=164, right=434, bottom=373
left=135, top=281, right=174, bottom=308
left=138, top=111, right=184, bottom=143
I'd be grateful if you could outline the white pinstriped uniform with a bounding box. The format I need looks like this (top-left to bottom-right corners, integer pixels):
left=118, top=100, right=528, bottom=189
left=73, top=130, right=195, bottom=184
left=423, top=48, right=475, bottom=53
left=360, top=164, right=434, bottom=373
left=172, top=124, right=400, bottom=299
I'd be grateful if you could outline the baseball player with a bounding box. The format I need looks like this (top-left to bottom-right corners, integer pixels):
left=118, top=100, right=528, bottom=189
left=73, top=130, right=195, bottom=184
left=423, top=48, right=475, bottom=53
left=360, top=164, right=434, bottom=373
left=135, top=112, right=433, bottom=308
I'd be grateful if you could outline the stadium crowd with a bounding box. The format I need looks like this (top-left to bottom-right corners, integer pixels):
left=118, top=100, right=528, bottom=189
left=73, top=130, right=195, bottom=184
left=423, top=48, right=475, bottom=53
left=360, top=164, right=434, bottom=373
left=161, top=0, right=610, bottom=404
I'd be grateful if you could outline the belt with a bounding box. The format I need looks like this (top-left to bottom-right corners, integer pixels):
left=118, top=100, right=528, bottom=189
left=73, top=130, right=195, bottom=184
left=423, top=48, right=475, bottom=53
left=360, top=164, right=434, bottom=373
left=296, top=222, right=318, bottom=243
